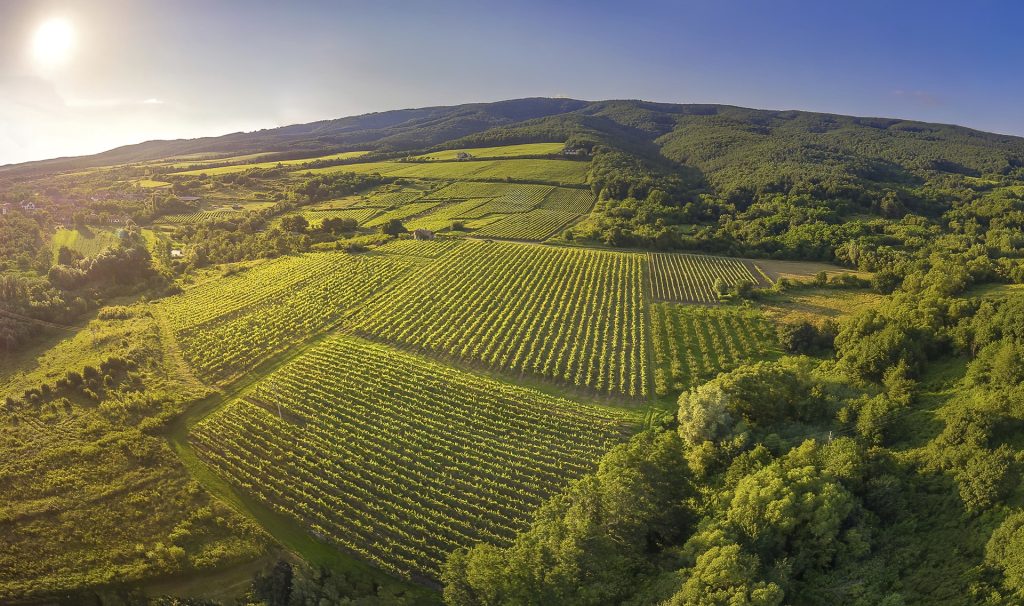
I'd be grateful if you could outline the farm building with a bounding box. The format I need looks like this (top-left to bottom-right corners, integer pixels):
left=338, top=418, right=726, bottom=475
left=455, top=152, right=473, bottom=160
left=170, top=249, right=184, bottom=258
left=412, top=228, right=435, bottom=241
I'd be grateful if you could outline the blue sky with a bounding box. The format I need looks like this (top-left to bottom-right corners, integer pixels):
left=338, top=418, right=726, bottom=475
left=2, top=0, right=1023, bottom=165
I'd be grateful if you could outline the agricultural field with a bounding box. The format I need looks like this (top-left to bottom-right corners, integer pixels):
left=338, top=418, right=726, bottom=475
left=752, top=258, right=868, bottom=283
left=650, top=303, right=780, bottom=396
left=49, top=227, right=120, bottom=257
left=362, top=201, right=440, bottom=228
left=375, top=237, right=467, bottom=259
left=155, top=252, right=412, bottom=383
left=410, top=142, right=565, bottom=160
left=189, top=333, right=636, bottom=582
left=648, top=252, right=762, bottom=303
left=538, top=186, right=595, bottom=213
left=356, top=240, right=649, bottom=397
left=760, top=288, right=885, bottom=324
left=158, top=210, right=242, bottom=225
left=173, top=150, right=369, bottom=176
left=299, top=158, right=590, bottom=184
left=404, top=199, right=490, bottom=231
left=164, top=152, right=273, bottom=169
left=293, top=206, right=380, bottom=226
left=473, top=208, right=579, bottom=241
left=136, top=178, right=171, bottom=188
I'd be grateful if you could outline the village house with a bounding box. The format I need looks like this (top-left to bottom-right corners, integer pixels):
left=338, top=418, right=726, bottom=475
left=412, top=228, right=435, bottom=241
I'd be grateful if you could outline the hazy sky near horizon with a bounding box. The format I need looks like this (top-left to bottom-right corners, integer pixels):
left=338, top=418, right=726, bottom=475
left=2, top=0, right=1023, bottom=165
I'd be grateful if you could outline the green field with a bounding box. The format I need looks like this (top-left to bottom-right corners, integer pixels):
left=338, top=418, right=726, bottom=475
left=155, top=252, right=412, bottom=383
left=410, top=142, right=565, bottom=160
left=648, top=252, right=761, bottom=302
left=298, top=158, right=590, bottom=184
left=356, top=240, right=649, bottom=398
left=473, top=208, right=579, bottom=241
left=650, top=303, right=779, bottom=396
left=159, top=210, right=242, bottom=224
left=50, top=228, right=121, bottom=257
left=0, top=308, right=266, bottom=602
left=189, top=333, right=635, bottom=582
left=137, top=178, right=172, bottom=188
left=362, top=201, right=440, bottom=228
left=173, top=151, right=369, bottom=176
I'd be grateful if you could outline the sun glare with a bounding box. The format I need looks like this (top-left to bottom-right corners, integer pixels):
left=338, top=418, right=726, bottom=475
left=31, top=18, right=76, bottom=69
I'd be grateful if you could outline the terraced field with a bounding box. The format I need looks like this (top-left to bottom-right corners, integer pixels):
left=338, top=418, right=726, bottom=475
left=156, top=252, right=412, bottom=383
left=648, top=252, right=760, bottom=303
left=300, top=159, right=590, bottom=184
left=650, top=304, right=779, bottom=396
left=356, top=240, right=649, bottom=397
left=189, top=333, right=635, bottom=582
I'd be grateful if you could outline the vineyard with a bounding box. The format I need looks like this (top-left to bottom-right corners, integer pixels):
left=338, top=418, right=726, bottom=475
left=473, top=208, right=579, bottom=241
left=362, top=201, right=441, bottom=227
left=295, top=207, right=380, bottom=226
left=375, top=237, right=467, bottom=258
left=411, top=142, right=565, bottom=160
left=404, top=199, right=490, bottom=231
left=650, top=303, right=779, bottom=396
left=173, top=150, right=369, bottom=176
left=189, top=333, right=635, bottom=582
left=356, top=240, right=650, bottom=397
left=159, top=210, right=241, bottom=225
left=648, top=252, right=761, bottom=303
left=301, top=158, right=591, bottom=184
left=538, top=186, right=595, bottom=214
left=156, top=252, right=412, bottom=382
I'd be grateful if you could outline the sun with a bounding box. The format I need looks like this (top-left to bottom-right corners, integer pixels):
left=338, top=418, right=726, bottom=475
left=31, top=18, right=76, bottom=69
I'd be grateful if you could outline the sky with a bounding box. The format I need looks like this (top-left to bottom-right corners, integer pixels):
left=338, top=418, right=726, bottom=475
left=2, top=0, right=1024, bottom=166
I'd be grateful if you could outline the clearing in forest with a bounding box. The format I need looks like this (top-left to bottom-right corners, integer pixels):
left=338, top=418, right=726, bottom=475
left=50, top=228, right=120, bottom=258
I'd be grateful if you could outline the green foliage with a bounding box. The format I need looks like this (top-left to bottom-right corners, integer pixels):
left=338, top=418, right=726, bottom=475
left=442, top=431, right=691, bottom=606
left=192, top=333, right=634, bottom=583
left=986, top=512, right=1024, bottom=598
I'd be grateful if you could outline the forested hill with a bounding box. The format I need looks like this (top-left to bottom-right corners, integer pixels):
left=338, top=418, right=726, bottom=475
left=5, top=98, right=1024, bottom=190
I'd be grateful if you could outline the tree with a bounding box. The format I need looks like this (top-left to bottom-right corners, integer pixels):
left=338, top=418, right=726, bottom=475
left=664, top=543, right=783, bottom=606
left=986, top=511, right=1024, bottom=596
left=712, top=277, right=730, bottom=299
left=380, top=218, right=407, bottom=236
left=280, top=215, right=309, bottom=233
left=56, top=245, right=83, bottom=266
left=442, top=431, right=693, bottom=606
